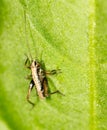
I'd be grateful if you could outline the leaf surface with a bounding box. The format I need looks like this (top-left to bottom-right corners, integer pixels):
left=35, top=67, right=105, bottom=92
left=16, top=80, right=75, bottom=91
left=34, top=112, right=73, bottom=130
left=0, top=0, right=106, bottom=130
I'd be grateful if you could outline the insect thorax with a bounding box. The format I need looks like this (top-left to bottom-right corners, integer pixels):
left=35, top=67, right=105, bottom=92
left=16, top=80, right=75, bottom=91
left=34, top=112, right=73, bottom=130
left=38, top=68, right=46, bottom=83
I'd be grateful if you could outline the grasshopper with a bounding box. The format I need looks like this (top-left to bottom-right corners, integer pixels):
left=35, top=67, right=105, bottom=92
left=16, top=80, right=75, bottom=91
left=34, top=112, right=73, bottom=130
left=24, top=9, right=64, bottom=106
left=25, top=57, right=63, bottom=106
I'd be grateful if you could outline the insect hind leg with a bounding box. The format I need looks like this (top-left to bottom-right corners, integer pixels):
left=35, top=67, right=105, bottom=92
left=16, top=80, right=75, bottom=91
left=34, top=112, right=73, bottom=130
left=50, top=90, right=65, bottom=96
left=27, top=80, right=35, bottom=106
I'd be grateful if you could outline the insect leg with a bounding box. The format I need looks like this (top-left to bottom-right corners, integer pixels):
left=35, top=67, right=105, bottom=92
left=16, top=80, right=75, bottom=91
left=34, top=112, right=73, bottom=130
left=26, top=80, right=35, bottom=106
left=50, top=90, right=65, bottom=96
left=45, top=69, right=61, bottom=75
left=25, top=55, right=31, bottom=69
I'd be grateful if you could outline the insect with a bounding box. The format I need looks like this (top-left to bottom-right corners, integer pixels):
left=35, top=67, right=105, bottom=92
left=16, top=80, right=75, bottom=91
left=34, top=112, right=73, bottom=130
left=24, top=9, right=64, bottom=106
left=25, top=56, right=63, bottom=106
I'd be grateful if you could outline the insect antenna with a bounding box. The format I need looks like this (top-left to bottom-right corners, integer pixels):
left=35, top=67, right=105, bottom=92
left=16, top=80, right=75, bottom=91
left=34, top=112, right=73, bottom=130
left=24, top=8, right=33, bottom=61
left=28, top=21, right=38, bottom=60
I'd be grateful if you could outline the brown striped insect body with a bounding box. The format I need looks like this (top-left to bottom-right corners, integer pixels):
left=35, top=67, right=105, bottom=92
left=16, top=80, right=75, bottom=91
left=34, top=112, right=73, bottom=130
left=25, top=58, right=63, bottom=106
left=25, top=59, right=48, bottom=105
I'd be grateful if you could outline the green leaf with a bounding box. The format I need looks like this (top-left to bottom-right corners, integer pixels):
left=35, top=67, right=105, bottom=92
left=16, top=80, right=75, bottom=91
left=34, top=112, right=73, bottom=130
left=0, top=0, right=107, bottom=130
left=0, top=119, right=10, bottom=130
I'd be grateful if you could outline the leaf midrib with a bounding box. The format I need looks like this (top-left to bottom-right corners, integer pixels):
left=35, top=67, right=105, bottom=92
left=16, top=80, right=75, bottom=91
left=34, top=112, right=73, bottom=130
left=88, top=0, right=97, bottom=130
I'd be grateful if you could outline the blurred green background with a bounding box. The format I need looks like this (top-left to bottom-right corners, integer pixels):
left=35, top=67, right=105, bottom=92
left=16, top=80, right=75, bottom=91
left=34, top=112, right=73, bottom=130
left=0, top=0, right=107, bottom=130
